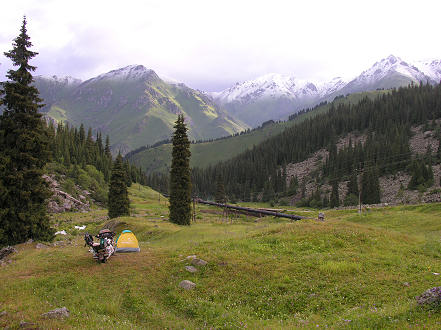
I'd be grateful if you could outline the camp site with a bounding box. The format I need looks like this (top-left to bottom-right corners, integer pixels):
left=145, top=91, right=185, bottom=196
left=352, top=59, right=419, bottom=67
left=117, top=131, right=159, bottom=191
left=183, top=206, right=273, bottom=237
left=1, top=184, right=441, bottom=328
left=1, top=4, right=441, bottom=329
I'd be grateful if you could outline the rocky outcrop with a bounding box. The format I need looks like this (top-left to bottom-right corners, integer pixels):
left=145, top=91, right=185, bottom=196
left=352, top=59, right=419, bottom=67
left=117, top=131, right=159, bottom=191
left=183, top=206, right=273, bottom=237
left=284, top=125, right=441, bottom=206
left=0, top=246, right=17, bottom=261
left=43, top=175, right=90, bottom=213
left=41, top=307, right=70, bottom=319
left=179, top=280, right=196, bottom=290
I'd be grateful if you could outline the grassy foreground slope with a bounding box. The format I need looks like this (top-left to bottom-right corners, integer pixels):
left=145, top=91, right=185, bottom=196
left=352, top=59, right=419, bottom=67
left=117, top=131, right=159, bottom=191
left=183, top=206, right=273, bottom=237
left=1, top=184, right=440, bottom=328
left=129, top=90, right=389, bottom=174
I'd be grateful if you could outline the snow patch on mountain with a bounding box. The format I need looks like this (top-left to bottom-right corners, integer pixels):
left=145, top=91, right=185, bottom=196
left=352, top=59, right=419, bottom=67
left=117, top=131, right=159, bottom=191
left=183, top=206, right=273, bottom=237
left=316, top=77, right=347, bottom=97
left=415, top=59, right=441, bottom=83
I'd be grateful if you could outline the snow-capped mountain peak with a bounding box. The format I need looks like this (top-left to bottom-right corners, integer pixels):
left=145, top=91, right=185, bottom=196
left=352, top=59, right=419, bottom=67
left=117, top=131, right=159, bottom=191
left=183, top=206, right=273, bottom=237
left=352, top=55, right=428, bottom=85
left=215, top=73, right=323, bottom=104
left=213, top=73, right=348, bottom=104
left=87, top=65, right=158, bottom=83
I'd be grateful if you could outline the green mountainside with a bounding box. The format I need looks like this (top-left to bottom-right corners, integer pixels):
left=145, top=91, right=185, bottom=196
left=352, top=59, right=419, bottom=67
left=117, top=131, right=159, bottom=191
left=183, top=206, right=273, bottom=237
left=34, top=66, right=247, bottom=155
left=127, top=90, right=388, bottom=174
left=188, top=83, right=441, bottom=202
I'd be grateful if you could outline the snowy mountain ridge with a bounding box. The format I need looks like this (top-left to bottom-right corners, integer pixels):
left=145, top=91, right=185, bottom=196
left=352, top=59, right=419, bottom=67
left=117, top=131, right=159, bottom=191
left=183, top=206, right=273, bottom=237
left=36, top=74, right=82, bottom=86
left=84, top=64, right=158, bottom=84
left=346, top=55, right=429, bottom=88
left=212, top=55, right=440, bottom=105
left=211, top=74, right=347, bottom=105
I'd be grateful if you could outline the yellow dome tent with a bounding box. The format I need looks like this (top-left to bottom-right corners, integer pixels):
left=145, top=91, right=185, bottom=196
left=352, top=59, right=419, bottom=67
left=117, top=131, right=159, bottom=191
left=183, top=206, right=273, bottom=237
left=115, top=230, right=140, bottom=252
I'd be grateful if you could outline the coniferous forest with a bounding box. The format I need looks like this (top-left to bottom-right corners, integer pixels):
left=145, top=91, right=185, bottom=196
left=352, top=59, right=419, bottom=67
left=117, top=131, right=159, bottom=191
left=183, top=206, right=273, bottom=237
left=0, top=18, right=147, bottom=245
left=45, top=121, right=147, bottom=205
left=147, top=83, right=441, bottom=205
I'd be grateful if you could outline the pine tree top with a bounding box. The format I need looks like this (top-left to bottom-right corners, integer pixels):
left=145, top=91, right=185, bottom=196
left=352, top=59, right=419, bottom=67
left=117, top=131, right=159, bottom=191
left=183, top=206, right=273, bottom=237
left=1, top=16, right=43, bottom=114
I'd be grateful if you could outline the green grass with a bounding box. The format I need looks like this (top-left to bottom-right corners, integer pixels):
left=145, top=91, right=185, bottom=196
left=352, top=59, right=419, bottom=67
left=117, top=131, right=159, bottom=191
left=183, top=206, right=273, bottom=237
left=47, top=105, right=68, bottom=122
left=130, top=90, right=390, bottom=174
left=1, top=184, right=440, bottom=328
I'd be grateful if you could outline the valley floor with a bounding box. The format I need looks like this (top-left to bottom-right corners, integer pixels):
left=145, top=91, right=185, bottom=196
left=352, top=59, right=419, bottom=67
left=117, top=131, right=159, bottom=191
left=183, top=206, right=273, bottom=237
left=1, top=184, right=441, bottom=328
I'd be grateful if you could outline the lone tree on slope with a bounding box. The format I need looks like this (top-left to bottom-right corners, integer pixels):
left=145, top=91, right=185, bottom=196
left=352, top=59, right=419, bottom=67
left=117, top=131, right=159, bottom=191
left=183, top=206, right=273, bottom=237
left=169, top=114, right=192, bottom=225
left=0, top=17, right=54, bottom=245
left=108, top=154, right=130, bottom=219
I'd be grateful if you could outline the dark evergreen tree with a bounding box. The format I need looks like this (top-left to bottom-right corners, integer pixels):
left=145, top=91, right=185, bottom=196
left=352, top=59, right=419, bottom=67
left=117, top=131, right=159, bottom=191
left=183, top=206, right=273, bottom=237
left=329, top=180, right=340, bottom=208
left=344, top=172, right=359, bottom=206
left=322, top=195, right=329, bottom=208
left=104, top=135, right=111, bottom=158
left=108, top=154, right=130, bottom=218
left=215, top=175, right=226, bottom=203
left=408, top=158, right=434, bottom=190
left=169, top=115, right=192, bottom=225
left=262, top=180, right=275, bottom=202
left=361, top=167, right=381, bottom=204
left=347, top=172, right=359, bottom=196
left=0, top=17, right=54, bottom=245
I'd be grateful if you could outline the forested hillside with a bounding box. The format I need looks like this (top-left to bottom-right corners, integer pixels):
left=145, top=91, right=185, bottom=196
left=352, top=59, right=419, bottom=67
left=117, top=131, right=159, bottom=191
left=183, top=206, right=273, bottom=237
left=129, top=90, right=388, bottom=175
left=147, top=83, right=441, bottom=205
left=44, top=121, right=146, bottom=207
left=193, top=83, right=441, bottom=202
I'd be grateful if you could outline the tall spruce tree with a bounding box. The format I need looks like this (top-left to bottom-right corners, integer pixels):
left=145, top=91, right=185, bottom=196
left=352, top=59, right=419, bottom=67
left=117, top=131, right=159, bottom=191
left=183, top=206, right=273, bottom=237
left=215, top=175, right=226, bottom=203
left=329, top=180, right=340, bottom=208
left=108, top=154, right=130, bottom=218
left=169, top=115, right=192, bottom=225
left=0, top=17, right=54, bottom=245
left=361, top=167, right=381, bottom=204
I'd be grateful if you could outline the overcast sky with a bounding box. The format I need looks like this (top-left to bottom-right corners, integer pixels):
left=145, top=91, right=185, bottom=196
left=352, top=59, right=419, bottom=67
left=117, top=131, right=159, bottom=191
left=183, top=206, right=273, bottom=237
left=0, top=0, right=440, bottom=91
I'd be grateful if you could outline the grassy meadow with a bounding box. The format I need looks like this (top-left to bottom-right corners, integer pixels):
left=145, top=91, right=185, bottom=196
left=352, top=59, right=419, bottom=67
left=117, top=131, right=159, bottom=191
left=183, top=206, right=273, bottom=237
left=1, top=183, right=441, bottom=328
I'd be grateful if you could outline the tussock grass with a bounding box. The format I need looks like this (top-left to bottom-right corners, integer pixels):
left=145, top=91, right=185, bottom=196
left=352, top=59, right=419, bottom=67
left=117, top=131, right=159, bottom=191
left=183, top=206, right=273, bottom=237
left=1, top=184, right=441, bottom=328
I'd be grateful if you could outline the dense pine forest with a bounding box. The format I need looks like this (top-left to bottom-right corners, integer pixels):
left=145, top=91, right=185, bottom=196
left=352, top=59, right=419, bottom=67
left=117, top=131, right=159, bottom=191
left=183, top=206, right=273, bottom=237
left=147, top=83, right=441, bottom=205
left=45, top=121, right=147, bottom=204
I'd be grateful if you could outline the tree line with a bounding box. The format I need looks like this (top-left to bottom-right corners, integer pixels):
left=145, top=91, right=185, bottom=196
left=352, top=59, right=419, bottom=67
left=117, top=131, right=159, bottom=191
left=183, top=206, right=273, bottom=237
left=48, top=121, right=147, bottom=186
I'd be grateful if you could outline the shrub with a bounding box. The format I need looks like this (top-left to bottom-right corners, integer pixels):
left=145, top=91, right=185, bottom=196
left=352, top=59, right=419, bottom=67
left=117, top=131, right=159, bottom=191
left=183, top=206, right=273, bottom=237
left=61, top=179, right=76, bottom=197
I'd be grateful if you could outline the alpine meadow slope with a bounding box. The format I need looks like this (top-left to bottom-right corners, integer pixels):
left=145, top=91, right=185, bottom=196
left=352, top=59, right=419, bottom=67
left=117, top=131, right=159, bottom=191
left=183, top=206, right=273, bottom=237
left=1, top=185, right=441, bottom=328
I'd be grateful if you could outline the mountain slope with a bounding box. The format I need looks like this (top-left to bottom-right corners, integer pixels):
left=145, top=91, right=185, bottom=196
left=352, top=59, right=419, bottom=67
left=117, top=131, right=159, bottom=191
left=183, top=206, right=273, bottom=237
left=127, top=90, right=388, bottom=174
left=211, top=74, right=346, bottom=126
left=212, top=55, right=436, bottom=127
left=416, top=59, right=441, bottom=83
left=36, top=65, right=247, bottom=154
left=35, top=75, right=82, bottom=112
left=189, top=83, right=441, bottom=201
left=334, top=55, right=432, bottom=97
